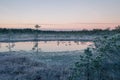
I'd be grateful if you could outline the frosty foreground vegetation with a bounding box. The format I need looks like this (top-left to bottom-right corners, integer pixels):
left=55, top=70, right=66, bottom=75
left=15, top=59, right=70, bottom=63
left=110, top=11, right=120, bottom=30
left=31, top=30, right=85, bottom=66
left=69, top=33, right=120, bottom=80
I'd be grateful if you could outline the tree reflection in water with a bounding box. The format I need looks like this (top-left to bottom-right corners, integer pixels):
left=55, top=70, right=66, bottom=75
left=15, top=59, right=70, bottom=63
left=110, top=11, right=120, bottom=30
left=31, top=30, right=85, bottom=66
left=74, top=41, right=80, bottom=45
left=6, top=42, right=15, bottom=52
left=32, top=41, right=41, bottom=53
left=68, top=41, right=71, bottom=45
left=0, top=43, right=1, bottom=48
left=57, top=41, right=60, bottom=46
left=6, top=29, right=15, bottom=52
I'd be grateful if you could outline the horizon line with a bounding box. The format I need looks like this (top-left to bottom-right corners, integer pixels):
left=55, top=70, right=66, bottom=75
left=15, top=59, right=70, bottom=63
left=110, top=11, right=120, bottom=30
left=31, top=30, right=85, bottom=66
left=0, top=23, right=120, bottom=25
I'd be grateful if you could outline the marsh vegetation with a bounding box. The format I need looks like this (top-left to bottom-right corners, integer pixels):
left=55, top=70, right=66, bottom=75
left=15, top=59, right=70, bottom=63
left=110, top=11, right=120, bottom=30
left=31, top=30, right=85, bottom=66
left=0, top=26, right=119, bottom=80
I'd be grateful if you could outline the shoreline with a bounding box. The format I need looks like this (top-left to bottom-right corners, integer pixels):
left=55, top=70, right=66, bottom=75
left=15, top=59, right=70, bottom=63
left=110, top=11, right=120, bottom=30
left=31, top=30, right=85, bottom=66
left=0, top=38, right=93, bottom=42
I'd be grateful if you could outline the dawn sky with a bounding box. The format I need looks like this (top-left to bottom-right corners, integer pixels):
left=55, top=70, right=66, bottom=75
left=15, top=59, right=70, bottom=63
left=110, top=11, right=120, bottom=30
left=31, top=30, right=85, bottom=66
left=0, top=0, right=120, bottom=30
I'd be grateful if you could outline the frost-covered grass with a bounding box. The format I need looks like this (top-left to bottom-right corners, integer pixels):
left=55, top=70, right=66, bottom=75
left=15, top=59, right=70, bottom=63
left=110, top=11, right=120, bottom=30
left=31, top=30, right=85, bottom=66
left=0, top=33, right=97, bottom=42
left=0, top=51, right=82, bottom=80
left=0, top=53, right=46, bottom=80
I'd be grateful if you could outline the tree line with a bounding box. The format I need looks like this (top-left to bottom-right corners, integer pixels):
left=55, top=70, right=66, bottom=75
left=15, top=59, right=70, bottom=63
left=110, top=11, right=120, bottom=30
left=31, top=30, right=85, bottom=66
left=0, top=25, right=119, bottom=35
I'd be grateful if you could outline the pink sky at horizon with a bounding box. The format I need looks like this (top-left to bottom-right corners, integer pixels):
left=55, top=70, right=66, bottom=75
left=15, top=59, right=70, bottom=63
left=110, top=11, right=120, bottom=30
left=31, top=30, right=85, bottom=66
left=0, top=23, right=119, bottom=30
left=1, top=0, right=120, bottom=31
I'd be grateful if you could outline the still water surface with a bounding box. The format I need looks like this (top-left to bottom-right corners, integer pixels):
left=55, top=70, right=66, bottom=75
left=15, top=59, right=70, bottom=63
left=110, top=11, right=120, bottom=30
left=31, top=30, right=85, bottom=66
left=0, top=41, right=94, bottom=52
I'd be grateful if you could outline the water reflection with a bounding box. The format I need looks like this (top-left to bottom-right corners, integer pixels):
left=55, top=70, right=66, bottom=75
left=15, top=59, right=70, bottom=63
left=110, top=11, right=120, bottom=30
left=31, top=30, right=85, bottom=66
left=57, top=41, right=60, bottom=46
left=0, top=41, right=94, bottom=52
left=32, top=41, right=41, bottom=53
left=6, top=42, right=15, bottom=52
left=6, top=30, right=15, bottom=52
left=74, top=41, right=80, bottom=45
left=0, top=43, right=1, bottom=48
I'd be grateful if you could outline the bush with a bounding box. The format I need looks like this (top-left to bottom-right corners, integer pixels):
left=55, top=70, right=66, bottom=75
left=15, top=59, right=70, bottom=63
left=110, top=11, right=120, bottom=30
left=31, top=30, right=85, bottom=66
left=69, top=33, right=120, bottom=80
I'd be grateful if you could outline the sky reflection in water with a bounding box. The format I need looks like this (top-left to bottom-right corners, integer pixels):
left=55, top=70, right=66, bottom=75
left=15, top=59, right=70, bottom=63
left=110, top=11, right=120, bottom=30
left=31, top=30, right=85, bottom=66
left=0, top=41, right=94, bottom=52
